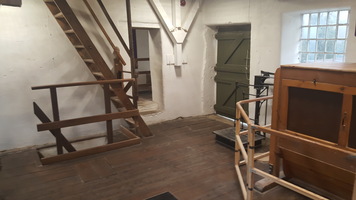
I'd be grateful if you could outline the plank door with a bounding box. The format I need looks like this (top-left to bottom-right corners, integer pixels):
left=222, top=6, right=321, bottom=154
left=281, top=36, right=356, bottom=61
left=214, top=28, right=251, bottom=119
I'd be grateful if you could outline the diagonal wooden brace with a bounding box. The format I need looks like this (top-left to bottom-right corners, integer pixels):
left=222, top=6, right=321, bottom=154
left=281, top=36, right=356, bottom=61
left=33, top=102, right=76, bottom=153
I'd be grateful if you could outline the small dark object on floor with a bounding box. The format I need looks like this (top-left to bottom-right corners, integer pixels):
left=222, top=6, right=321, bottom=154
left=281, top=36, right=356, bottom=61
left=146, top=192, right=178, bottom=200
left=213, top=127, right=264, bottom=150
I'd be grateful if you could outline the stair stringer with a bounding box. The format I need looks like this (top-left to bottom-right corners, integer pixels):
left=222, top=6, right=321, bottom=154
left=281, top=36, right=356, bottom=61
left=45, top=0, right=152, bottom=137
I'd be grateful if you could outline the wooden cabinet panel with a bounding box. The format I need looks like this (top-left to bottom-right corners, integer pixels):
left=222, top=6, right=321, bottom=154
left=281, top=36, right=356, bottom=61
left=287, top=87, right=342, bottom=143
left=270, top=63, right=356, bottom=200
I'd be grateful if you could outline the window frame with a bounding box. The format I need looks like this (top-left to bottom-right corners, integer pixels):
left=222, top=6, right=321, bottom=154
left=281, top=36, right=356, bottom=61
left=299, top=10, right=350, bottom=63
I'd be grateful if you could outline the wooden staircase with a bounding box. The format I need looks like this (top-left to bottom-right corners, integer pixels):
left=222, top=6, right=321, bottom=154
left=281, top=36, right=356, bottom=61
left=44, top=0, right=152, bottom=137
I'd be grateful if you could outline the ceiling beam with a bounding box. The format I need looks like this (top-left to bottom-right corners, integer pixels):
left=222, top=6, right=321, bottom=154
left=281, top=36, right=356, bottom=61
left=148, top=0, right=200, bottom=66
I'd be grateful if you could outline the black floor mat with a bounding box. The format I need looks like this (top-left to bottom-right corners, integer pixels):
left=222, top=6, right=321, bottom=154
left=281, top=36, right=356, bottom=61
left=146, top=192, right=178, bottom=200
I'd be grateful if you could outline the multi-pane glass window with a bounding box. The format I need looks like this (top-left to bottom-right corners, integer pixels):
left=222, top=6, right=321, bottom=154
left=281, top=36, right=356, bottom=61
left=299, top=10, right=349, bottom=63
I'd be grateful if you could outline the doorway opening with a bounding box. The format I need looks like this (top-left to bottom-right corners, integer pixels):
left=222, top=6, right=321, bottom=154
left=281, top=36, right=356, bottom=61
left=132, top=28, right=162, bottom=115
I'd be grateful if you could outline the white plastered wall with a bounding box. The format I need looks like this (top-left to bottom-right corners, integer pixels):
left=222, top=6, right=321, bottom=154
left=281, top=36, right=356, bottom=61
left=0, top=0, right=111, bottom=151
left=203, top=0, right=356, bottom=123
left=204, top=0, right=356, bottom=82
left=1, top=0, right=356, bottom=151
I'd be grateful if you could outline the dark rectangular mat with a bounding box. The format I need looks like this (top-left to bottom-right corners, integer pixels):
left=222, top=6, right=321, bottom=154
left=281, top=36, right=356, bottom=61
left=146, top=192, right=178, bottom=200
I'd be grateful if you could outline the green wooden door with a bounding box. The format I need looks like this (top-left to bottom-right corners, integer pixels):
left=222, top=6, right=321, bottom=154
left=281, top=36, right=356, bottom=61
left=214, top=31, right=250, bottom=119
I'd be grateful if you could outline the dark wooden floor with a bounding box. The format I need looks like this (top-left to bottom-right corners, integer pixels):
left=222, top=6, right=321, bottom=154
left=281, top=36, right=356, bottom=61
left=0, top=115, right=308, bottom=200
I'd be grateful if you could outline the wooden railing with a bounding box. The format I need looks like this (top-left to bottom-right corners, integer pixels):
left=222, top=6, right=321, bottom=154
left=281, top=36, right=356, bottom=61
left=32, top=79, right=141, bottom=164
left=235, top=96, right=330, bottom=200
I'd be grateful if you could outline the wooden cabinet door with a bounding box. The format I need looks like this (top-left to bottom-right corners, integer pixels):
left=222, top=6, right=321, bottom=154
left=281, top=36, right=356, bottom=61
left=278, top=79, right=356, bottom=149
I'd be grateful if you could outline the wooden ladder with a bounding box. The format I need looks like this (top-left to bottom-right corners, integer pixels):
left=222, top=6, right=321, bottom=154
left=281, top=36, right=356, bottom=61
left=43, top=0, right=152, bottom=137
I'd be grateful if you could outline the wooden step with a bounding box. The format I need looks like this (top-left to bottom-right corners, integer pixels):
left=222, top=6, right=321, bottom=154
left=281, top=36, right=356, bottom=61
left=44, top=0, right=54, bottom=3
left=125, top=118, right=136, bottom=127
left=54, top=12, right=64, bottom=19
left=110, top=96, right=127, bottom=111
left=109, top=87, right=133, bottom=99
left=83, top=59, right=94, bottom=64
left=74, top=45, right=85, bottom=49
left=64, top=29, right=75, bottom=34
left=93, top=72, right=105, bottom=79
left=110, top=96, right=121, bottom=103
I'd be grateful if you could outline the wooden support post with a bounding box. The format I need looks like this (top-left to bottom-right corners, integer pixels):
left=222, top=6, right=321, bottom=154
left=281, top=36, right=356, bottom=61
left=113, top=51, right=124, bottom=80
left=236, top=136, right=248, bottom=162
left=104, top=84, right=113, bottom=144
left=235, top=107, right=242, bottom=166
left=50, top=88, right=63, bottom=155
left=235, top=105, right=247, bottom=200
left=125, top=0, right=138, bottom=108
left=352, top=177, right=356, bottom=200
left=246, top=123, right=256, bottom=200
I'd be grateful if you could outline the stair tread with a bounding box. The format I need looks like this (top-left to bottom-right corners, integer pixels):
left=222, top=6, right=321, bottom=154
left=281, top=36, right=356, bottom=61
left=44, top=0, right=54, bottom=3
left=74, top=45, right=85, bottom=49
left=110, top=96, right=120, bottom=102
left=83, top=59, right=94, bottom=63
left=93, top=72, right=104, bottom=77
left=54, top=12, right=64, bottom=18
left=109, top=87, right=128, bottom=95
left=64, top=29, right=75, bottom=34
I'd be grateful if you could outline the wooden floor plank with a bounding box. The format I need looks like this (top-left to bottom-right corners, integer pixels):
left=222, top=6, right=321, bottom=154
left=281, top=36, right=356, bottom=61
left=0, top=115, right=309, bottom=200
left=75, top=158, right=115, bottom=182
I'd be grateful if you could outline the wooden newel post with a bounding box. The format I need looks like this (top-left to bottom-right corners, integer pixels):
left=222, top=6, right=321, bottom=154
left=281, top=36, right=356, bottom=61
left=50, top=87, right=63, bottom=155
left=104, top=84, right=113, bottom=144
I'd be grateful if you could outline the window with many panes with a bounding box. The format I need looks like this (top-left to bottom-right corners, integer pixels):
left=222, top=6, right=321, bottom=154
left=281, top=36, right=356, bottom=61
left=299, top=10, right=349, bottom=63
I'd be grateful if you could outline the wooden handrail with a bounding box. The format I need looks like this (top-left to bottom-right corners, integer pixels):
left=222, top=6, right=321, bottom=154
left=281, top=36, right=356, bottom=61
left=83, top=0, right=114, bottom=48
left=236, top=96, right=273, bottom=125
left=97, top=0, right=130, bottom=56
left=82, top=0, right=126, bottom=65
left=32, top=79, right=134, bottom=90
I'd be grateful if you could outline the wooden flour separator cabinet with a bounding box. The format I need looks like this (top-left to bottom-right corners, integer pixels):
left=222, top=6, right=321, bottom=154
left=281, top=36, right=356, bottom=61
left=270, top=63, right=356, bottom=199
